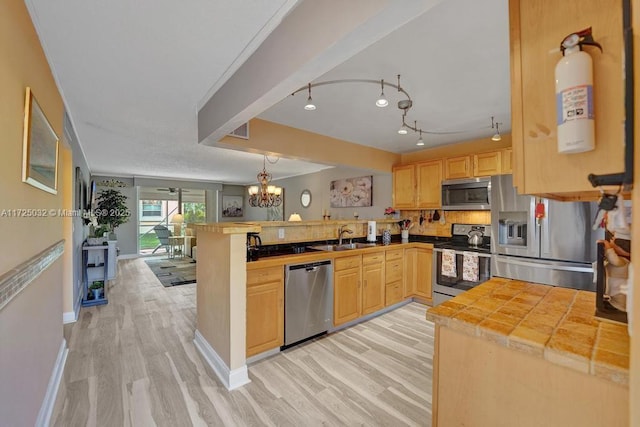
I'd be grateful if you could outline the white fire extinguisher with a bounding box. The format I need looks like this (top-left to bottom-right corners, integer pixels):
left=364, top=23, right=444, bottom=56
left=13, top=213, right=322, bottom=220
left=555, top=27, right=602, bottom=154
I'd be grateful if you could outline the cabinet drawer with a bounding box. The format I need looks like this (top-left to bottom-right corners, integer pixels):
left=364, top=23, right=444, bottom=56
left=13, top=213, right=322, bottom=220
left=335, top=255, right=361, bottom=271
left=362, top=251, right=385, bottom=265
left=385, top=260, right=403, bottom=283
left=385, top=249, right=403, bottom=261
left=247, top=266, right=283, bottom=287
left=385, top=281, right=403, bottom=306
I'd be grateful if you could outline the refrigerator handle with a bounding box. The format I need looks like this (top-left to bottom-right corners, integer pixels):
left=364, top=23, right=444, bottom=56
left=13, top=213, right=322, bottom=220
left=493, top=255, right=594, bottom=273
left=540, top=198, right=551, bottom=256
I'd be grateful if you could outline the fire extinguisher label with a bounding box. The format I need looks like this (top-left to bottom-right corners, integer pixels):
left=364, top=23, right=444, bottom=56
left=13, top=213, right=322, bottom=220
left=556, top=84, right=594, bottom=125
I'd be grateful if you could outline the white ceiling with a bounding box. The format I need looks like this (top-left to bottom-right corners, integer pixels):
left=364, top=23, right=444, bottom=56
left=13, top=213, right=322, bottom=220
left=26, top=0, right=511, bottom=185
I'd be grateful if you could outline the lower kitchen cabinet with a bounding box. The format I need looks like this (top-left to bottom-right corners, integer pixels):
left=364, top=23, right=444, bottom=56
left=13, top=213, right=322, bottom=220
left=362, top=252, right=385, bottom=315
left=246, top=266, right=284, bottom=357
left=385, top=249, right=404, bottom=306
left=334, top=255, right=362, bottom=326
left=404, top=247, right=433, bottom=301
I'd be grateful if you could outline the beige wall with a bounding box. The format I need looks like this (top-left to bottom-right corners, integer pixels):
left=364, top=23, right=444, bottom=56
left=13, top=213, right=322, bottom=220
left=0, top=1, right=68, bottom=425
left=219, top=118, right=400, bottom=172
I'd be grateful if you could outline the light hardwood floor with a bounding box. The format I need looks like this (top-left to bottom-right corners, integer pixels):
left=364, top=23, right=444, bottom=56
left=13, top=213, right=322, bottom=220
left=52, top=258, right=434, bottom=426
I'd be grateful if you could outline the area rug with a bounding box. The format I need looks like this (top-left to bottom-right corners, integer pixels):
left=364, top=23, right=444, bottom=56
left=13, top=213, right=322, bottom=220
left=144, top=256, right=196, bottom=287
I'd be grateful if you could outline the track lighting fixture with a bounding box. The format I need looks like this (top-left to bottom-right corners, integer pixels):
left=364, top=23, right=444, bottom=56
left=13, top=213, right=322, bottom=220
left=416, top=125, right=424, bottom=146
left=491, top=116, right=502, bottom=141
left=375, top=79, right=388, bottom=107
left=304, top=83, right=316, bottom=111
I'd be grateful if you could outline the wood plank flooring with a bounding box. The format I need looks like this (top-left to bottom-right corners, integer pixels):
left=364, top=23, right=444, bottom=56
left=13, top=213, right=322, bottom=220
left=52, top=258, right=434, bottom=426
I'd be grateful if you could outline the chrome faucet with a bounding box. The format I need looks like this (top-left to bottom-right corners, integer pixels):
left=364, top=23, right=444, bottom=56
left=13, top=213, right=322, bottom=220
left=338, top=225, right=354, bottom=246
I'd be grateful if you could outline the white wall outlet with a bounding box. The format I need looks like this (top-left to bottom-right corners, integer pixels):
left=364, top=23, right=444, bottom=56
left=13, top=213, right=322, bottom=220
left=278, top=228, right=285, bottom=239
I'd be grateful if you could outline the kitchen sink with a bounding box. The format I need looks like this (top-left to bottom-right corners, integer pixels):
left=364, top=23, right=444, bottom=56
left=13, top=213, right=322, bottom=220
left=308, top=242, right=378, bottom=251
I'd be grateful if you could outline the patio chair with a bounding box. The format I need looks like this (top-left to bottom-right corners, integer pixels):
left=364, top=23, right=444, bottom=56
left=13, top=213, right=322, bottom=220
left=152, top=225, right=172, bottom=254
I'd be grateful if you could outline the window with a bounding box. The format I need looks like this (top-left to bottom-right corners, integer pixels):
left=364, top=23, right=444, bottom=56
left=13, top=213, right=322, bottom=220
left=141, top=200, right=162, bottom=217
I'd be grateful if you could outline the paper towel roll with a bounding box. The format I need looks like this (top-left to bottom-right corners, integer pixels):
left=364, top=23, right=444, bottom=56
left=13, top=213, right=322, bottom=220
left=367, top=221, right=377, bottom=242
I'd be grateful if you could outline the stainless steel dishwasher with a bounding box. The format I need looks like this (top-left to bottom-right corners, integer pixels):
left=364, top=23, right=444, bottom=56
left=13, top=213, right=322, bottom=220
left=284, top=260, right=333, bottom=347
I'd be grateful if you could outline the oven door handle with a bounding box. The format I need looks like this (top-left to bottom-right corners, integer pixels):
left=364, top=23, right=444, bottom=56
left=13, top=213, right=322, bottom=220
left=492, top=255, right=594, bottom=273
left=433, top=248, right=491, bottom=258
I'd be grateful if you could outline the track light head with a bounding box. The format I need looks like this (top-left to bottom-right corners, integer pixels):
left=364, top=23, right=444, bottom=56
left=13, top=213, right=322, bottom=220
left=304, top=83, right=316, bottom=110
left=376, top=79, right=388, bottom=107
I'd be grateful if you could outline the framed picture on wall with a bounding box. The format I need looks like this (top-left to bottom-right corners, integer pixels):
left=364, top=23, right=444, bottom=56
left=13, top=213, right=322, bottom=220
left=329, top=176, right=372, bottom=207
left=22, top=87, right=59, bottom=194
left=222, top=195, right=244, bottom=217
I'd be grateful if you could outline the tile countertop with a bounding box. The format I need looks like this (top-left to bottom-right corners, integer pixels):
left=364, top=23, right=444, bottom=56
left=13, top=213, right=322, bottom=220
left=426, top=278, right=630, bottom=386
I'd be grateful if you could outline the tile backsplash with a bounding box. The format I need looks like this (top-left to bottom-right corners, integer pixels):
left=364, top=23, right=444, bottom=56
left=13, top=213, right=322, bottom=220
left=400, top=210, right=490, bottom=237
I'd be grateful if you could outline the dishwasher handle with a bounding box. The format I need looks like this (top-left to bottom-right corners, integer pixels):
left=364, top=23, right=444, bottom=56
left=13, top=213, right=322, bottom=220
left=287, top=259, right=332, bottom=272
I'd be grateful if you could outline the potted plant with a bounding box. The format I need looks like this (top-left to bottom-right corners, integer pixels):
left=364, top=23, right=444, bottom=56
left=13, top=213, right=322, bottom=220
left=95, top=188, right=130, bottom=240
left=89, top=281, right=104, bottom=300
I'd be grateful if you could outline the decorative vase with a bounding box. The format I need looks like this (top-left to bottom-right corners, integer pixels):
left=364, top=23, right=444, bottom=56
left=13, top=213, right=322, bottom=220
left=401, top=230, right=409, bottom=242
left=92, top=288, right=102, bottom=300
left=382, top=229, right=391, bottom=245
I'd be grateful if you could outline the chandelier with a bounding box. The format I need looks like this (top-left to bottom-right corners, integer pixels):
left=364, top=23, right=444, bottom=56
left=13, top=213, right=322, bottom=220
left=248, top=156, right=283, bottom=208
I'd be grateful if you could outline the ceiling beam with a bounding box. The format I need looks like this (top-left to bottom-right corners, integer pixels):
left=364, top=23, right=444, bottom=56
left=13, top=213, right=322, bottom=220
left=198, top=0, right=442, bottom=146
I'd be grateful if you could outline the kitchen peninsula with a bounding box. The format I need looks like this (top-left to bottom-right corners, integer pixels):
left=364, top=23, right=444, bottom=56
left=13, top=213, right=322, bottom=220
left=191, top=219, right=437, bottom=389
left=426, top=278, right=629, bottom=426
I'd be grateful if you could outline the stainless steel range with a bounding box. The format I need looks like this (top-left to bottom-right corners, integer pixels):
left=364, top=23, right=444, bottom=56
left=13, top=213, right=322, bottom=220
left=432, top=224, right=492, bottom=305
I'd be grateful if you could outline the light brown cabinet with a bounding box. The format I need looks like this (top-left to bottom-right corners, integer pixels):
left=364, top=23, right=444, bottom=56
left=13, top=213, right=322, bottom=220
left=385, top=249, right=404, bottom=306
left=392, top=160, right=443, bottom=209
left=404, top=247, right=433, bottom=301
left=444, top=156, right=473, bottom=180
left=362, top=252, right=385, bottom=315
left=509, top=0, right=624, bottom=197
left=416, top=160, right=443, bottom=208
left=333, top=255, right=362, bottom=326
left=246, top=266, right=284, bottom=357
left=473, top=151, right=502, bottom=177
left=392, top=164, right=416, bottom=208
left=501, top=148, right=513, bottom=174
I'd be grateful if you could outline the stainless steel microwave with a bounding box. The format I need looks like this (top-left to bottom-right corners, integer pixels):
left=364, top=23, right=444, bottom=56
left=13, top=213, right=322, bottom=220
left=441, top=177, right=491, bottom=211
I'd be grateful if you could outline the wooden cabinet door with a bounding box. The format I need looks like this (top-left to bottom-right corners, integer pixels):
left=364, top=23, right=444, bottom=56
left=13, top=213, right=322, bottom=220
left=392, top=164, right=416, bottom=208
left=415, top=248, right=433, bottom=299
left=473, top=151, right=501, bottom=177
left=362, top=263, right=385, bottom=315
left=246, top=281, right=283, bottom=356
left=385, top=282, right=403, bottom=306
left=403, top=248, right=417, bottom=298
left=502, top=148, right=513, bottom=174
left=445, top=156, right=472, bottom=180
left=510, top=0, right=623, bottom=196
left=416, top=160, right=443, bottom=208
left=334, top=267, right=361, bottom=326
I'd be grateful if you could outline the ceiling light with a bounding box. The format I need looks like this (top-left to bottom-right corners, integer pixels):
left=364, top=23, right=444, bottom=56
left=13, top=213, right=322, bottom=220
left=416, top=129, right=425, bottom=146
left=304, top=83, right=316, bottom=111
left=398, top=125, right=408, bottom=135
left=491, top=116, right=502, bottom=141
left=248, top=156, right=283, bottom=208
left=375, top=79, right=388, bottom=107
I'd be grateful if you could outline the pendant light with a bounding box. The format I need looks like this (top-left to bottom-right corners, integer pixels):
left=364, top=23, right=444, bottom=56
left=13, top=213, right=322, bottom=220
left=248, top=156, right=283, bottom=208
left=491, top=116, right=502, bottom=141
left=416, top=128, right=425, bottom=146
left=375, top=79, right=388, bottom=107
left=304, top=83, right=316, bottom=111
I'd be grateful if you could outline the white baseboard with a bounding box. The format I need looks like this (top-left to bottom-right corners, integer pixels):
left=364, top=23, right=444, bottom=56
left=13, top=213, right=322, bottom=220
left=63, top=292, right=83, bottom=324
left=117, top=253, right=139, bottom=260
left=36, top=339, right=68, bottom=427
left=194, top=330, right=250, bottom=391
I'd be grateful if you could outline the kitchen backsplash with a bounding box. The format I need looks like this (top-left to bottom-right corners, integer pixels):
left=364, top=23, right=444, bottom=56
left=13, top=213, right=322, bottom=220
left=399, top=210, right=491, bottom=237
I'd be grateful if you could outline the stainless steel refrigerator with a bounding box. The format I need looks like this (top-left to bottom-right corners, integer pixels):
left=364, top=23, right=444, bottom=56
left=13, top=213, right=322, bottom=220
left=490, top=174, right=603, bottom=291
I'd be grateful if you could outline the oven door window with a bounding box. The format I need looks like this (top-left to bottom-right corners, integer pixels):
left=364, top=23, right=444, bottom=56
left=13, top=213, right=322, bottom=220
left=435, top=252, right=491, bottom=292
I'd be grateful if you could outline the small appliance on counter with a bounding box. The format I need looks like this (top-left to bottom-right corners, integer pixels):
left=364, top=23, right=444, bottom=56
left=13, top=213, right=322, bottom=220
left=432, top=223, right=492, bottom=305
left=367, top=221, right=377, bottom=243
left=246, top=232, right=262, bottom=262
left=490, top=174, right=602, bottom=290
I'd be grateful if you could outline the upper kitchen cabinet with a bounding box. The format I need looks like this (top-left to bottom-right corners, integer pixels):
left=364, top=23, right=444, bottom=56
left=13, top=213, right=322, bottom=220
left=393, top=164, right=416, bottom=208
left=473, top=151, right=502, bottom=177
left=393, top=160, right=443, bottom=209
left=509, top=0, right=624, bottom=198
left=444, top=156, right=472, bottom=180
left=416, top=160, right=443, bottom=208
